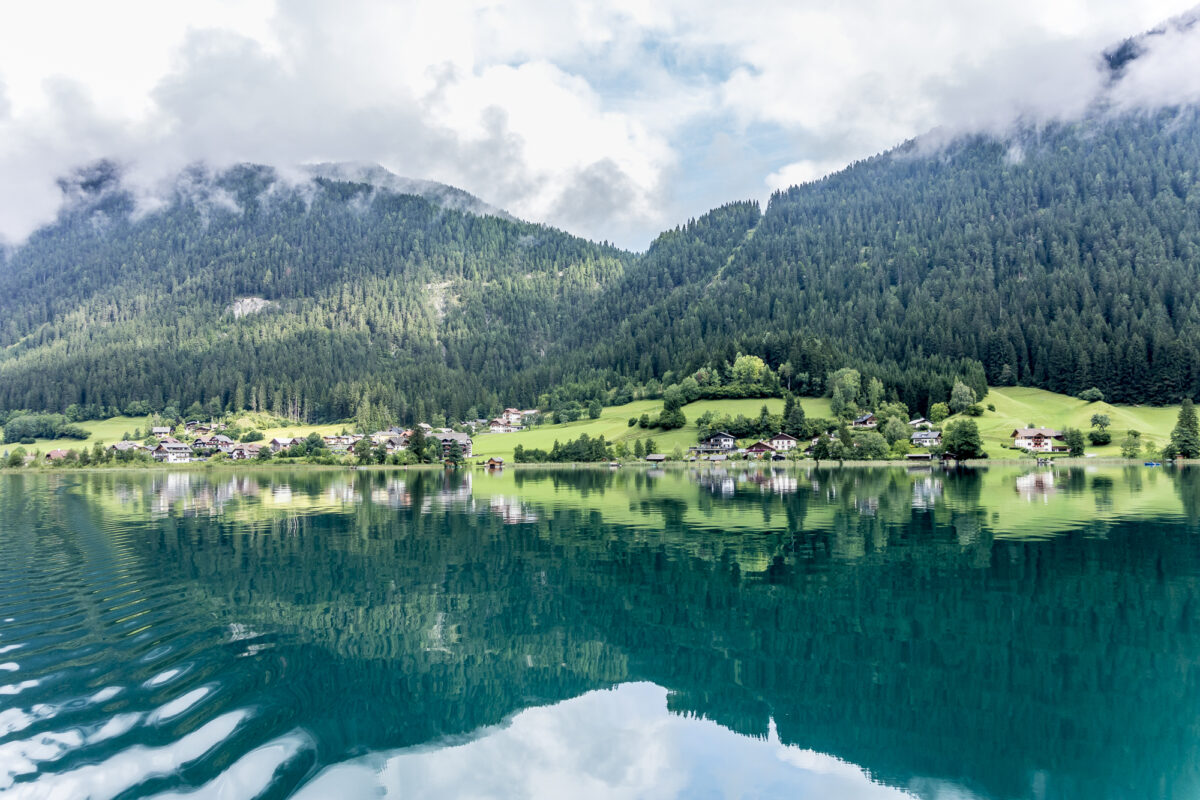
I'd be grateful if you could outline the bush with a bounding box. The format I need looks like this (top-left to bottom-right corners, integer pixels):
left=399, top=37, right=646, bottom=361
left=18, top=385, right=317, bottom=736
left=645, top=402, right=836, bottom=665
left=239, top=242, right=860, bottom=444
left=1079, top=387, right=1105, bottom=403
left=964, top=403, right=984, bottom=417
left=1088, top=430, right=1112, bottom=446
left=986, top=403, right=995, bottom=412
left=241, top=429, right=264, bottom=442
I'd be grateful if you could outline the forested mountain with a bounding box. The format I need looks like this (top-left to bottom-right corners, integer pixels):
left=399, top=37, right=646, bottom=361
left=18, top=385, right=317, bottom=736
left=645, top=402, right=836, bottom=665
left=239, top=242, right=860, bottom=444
left=3, top=103, right=1200, bottom=422
left=0, top=162, right=630, bottom=423
left=552, top=107, right=1200, bottom=412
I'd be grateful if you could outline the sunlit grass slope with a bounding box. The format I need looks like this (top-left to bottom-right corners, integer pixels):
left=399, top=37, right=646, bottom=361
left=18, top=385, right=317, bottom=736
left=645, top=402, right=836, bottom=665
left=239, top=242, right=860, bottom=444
left=951, top=386, right=1180, bottom=457
left=472, top=397, right=834, bottom=460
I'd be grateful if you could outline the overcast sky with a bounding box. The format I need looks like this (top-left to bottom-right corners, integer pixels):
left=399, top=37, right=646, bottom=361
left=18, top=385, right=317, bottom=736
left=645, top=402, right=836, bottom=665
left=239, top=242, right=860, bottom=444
left=1, top=1, right=1199, bottom=249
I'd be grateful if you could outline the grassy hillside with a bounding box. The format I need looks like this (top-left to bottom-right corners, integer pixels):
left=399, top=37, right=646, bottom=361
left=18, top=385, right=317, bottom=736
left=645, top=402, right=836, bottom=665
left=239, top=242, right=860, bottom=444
left=953, top=386, right=1180, bottom=457
left=472, top=396, right=834, bottom=460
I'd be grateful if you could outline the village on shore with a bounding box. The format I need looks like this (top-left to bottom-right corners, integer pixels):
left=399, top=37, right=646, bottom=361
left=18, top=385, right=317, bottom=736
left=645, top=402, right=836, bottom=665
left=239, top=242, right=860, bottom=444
left=11, top=401, right=1125, bottom=469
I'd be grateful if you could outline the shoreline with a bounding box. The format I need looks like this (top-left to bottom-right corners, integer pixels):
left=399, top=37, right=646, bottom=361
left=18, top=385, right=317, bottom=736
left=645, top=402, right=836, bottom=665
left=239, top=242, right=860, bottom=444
left=1, top=456, right=1191, bottom=475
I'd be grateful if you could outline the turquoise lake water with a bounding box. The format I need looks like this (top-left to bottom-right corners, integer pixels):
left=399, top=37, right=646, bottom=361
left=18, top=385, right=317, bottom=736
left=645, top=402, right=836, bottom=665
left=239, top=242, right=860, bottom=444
left=2, top=465, right=1199, bottom=798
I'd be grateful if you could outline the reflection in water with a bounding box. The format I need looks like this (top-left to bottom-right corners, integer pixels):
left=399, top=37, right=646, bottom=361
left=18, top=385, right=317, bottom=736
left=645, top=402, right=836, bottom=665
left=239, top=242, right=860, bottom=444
left=1, top=465, right=1200, bottom=799
left=294, top=683, right=917, bottom=800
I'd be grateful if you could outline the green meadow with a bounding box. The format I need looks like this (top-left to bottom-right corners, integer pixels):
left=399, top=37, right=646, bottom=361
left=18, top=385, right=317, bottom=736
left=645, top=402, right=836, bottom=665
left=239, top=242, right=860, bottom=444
left=948, top=386, right=1181, bottom=458
left=472, top=396, right=835, bottom=460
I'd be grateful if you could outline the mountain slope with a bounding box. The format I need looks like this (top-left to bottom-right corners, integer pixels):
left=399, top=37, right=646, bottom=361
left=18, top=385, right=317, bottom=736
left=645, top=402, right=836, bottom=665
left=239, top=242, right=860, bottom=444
left=547, top=108, right=1200, bottom=411
left=0, top=163, right=630, bottom=422
left=5, top=105, right=1200, bottom=423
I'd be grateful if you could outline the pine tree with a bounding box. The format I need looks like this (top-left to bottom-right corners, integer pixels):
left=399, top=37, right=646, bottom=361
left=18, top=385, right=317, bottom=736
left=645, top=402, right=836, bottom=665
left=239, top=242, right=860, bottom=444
left=1170, top=399, right=1200, bottom=459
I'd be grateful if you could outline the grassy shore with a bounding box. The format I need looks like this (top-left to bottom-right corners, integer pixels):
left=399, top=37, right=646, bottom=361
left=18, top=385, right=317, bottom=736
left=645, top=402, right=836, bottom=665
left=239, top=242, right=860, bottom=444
left=471, top=396, right=834, bottom=461
left=1, top=385, right=1183, bottom=462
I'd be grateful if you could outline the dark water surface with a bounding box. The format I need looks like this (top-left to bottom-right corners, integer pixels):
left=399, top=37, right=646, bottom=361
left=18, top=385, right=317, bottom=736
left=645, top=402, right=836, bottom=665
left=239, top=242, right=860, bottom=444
left=2, top=465, right=1200, bottom=799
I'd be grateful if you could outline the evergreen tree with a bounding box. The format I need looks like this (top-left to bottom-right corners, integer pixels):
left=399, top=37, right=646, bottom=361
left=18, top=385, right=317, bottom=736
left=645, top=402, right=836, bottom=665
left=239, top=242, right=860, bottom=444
left=1170, top=399, right=1200, bottom=459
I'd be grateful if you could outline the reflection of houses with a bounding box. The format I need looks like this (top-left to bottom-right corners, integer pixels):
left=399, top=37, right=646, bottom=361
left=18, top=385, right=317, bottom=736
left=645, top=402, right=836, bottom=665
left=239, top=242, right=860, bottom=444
left=1011, top=428, right=1066, bottom=453
left=911, top=476, right=944, bottom=509
left=1016, top=471, right=1057, bottom=501
left=746, top=469, right=799, bottom=495
left=489, top=495, right=538, bottom=524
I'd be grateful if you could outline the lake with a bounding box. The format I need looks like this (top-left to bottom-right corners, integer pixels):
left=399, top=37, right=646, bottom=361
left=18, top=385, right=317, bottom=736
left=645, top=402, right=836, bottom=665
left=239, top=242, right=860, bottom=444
left=2, top=465, right=1199, bottom=799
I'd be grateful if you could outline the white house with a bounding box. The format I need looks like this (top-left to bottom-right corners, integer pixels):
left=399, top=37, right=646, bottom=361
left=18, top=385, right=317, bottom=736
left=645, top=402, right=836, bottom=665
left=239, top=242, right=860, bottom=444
left=501, top=408, right=523, bottom=427
left=768, top=432, right=800, bottom=451
left=151, top=442, right=191, bottom=463
left=1011, top=428, right=1065, bottom=452
left=911, top=430, right=942, bottom=447
left=695, top=432, right=737, bottom=453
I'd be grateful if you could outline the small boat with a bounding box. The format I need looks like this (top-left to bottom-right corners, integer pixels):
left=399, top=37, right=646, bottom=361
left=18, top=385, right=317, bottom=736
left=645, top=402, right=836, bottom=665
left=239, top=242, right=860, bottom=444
left=609, top=461, right=621, bottom=468
left=1144, top=461, right=1162, bottom=467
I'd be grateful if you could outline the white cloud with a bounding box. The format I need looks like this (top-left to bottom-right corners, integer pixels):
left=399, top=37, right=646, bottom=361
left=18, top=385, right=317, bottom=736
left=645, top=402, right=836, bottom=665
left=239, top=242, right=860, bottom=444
left=0, top=1, right=1198, bottom=249
left=291, top=682, right=924, bottom=799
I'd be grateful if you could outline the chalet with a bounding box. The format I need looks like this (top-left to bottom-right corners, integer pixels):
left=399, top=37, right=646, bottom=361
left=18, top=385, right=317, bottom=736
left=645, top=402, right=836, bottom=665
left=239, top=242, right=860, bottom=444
left=151, top=442, right=191, bottom=463
left=157, top=436, right=183, bottom=445
left=45, top=449, right=71, bottom=462
left=852, top=413, right=877, bottom=429
left=520, top=409, right=539, bottom=420
left=109, top=441, right=143, bottom=453
left=1011, top=428, right=1066, bottom=453
left=694, top=431, right=737, bottom=453
left=437, top=431, right=473, bottom=458
left=745, top=440, right=776, bottom=457
left=191, top=436, right=216, bottom=452
left=645, top=453, right=667, bottom=462
left=323, top=433, right=363, bottom=452
left=908, top=417, right=929, bottom=428
left=184, top=421, right=213, bottom=434
left=486, top=457, right=505, bottom=468
left=269, top=437, right=301, bottom=453
left=489, top=419, right=519, bottom=434
left=229, top=443, right=262, bottom=460
left=501, top=408, right=523, bottom=427
left=152, top=426, right=172, bottom=437
left=911, top=430, right=942, bottom=447
left=379, top=435, right=407, bottom=454
left=768, top=432, right=799, bottom=451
